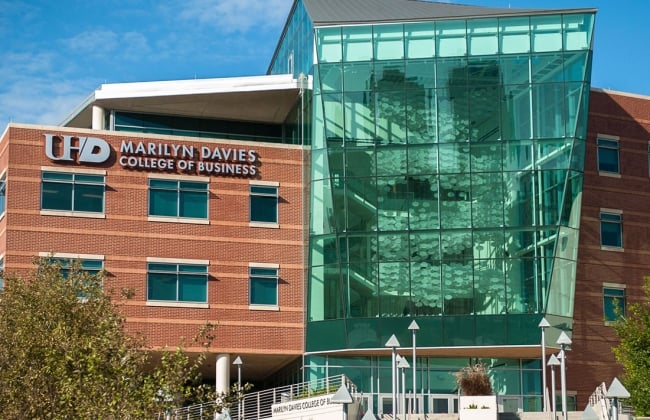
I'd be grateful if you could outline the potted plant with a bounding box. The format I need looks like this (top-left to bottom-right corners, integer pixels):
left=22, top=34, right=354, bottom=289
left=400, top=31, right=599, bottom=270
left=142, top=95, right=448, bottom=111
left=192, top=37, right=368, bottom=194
left=455, top=362, right=497, bottom=420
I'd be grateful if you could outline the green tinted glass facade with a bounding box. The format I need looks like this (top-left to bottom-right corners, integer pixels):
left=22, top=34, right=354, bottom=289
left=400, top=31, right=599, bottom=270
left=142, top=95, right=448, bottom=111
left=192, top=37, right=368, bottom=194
left=271, top=0, right=594, bottom=411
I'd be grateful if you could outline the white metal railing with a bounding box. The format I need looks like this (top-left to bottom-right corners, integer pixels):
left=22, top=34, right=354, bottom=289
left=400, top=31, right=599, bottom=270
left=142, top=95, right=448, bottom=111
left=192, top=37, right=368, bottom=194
left=155, top=374, right=356, bottom=420
left=588, top=382, right=611, bottom=420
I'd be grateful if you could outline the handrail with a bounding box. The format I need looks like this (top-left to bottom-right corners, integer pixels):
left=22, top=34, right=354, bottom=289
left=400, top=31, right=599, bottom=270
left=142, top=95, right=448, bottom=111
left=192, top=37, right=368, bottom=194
left=156, top=374, right=356, bottom=420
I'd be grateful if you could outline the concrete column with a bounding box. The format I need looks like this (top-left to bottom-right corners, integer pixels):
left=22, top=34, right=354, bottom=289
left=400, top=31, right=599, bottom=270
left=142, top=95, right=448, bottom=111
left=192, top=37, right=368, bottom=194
left=215, top=354, right=231, bottom=395
left=91, top=105, right=105, bottom=130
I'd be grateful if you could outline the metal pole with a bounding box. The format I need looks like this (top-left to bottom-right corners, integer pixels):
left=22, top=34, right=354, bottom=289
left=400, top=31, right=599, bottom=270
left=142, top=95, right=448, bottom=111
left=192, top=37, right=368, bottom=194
left=392, top=347, right=397, bottom=416
left=550, top=365, right=556, bottom=418
left=408, top=320, right=419, bottom=415
left=400, top=368, right=406, bottom=413
left=539, top=318, right=548, bottom=412
left=560, top=348, right=567, bottom=420
left=612, top=397, right=619, bottom=420
left=396, top=355, right=401, bottom=415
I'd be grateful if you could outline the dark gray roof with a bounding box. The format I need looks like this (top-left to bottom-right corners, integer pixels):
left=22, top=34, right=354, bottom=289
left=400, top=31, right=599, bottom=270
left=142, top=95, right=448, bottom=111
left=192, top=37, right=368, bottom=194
left=302, top=0, right=595, bottom=26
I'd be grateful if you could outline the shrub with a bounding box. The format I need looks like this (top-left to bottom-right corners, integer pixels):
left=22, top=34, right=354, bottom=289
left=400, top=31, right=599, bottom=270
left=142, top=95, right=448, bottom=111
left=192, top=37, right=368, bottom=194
left=455, top=363, right=493, bottom=396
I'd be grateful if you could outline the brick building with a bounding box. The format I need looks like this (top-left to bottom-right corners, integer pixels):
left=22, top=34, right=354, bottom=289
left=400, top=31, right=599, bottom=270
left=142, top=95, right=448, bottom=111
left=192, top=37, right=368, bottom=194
left=1, top=0, right=649, bottom=415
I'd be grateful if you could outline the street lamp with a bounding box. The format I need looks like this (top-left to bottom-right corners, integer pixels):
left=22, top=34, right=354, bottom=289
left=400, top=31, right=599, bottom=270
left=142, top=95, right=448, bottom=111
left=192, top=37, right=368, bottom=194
left=407, top=320, right=419, bottom=415
left=233, top=356, right=243, bottom=420
left=556, top=331, right=572, bottom=420
left=606, top=377, right=630, bottom=420
left=397, top=355, right=410, bottom=417
left=538, top=317, right=550, bottom=412
left=547, top=354, right=561, bottom=418
left=385, top=334, right=401, bottom=417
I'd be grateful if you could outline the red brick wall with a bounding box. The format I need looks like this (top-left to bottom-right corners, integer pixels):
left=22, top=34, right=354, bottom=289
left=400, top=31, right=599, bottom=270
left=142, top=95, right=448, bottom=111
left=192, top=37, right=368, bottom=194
left=2, top=126, right=307, bottom=373
left=572, top=89, right=650, bottom=405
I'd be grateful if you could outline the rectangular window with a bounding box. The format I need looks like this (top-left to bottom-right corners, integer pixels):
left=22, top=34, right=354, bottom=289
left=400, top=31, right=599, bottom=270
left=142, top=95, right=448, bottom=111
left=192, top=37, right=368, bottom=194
left=249, top=266, right=278, bottom=306
left=250, top=184, right=279, bottom=224
left=597, top=137, right=619, bottom=174
left=604, top=286, right=626, bottom=322
left=55, top=258, right=103, bottom=278
left=0, top=171, right=6, bottom=217
left=148, top=179, right=208, bottom=219
left=41, top=171, right=105, bottom=213
left=40, top=254, right=104, bottom=298
left=600, top=211, right=623, bottom=248
left=147, top=262, right=208, bottom=303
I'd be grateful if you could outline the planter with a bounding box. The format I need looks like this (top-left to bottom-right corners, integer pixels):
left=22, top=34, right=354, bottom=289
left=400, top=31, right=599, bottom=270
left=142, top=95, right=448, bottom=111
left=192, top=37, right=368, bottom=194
left=459, top=395, right=497, bottom=420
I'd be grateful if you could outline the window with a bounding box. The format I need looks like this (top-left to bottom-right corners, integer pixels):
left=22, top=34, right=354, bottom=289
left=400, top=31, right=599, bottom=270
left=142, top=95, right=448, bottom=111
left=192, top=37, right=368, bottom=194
left=603, top=286, right=626, bottom=322
left=250, top=184, right=278, bottom=224
left=41, top=171, right=105, bottom=213
left=600, top=211, right=623, bottom=248
left=0, top=171, right=6, bottom=217
left=39, top=253, right=104, bottom=298
left=147, top=261, right=208, bottom=303
left=597, top=137, right=619, bottom=174
left=56, top=258, right=103, bottom=278
left=148, top=178, right=208, bottom=219
left=249, top=265, right=279, bottom=307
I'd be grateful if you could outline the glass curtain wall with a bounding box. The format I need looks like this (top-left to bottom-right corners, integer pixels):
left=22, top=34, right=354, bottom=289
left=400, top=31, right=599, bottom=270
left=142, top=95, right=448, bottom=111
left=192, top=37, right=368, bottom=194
left=307, top=12, right=593, bottom=355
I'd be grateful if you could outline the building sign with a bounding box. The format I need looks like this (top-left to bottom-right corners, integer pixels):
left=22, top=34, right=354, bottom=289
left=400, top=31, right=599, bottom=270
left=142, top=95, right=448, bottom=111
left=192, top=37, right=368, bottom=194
left=44, top=134, right=111, bottom=164
left=44, top=134, right=259, bottom=177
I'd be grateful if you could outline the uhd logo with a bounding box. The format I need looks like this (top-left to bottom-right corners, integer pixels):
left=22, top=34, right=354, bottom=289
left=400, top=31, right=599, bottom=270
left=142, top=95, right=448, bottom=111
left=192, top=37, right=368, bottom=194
left=44, top=134, right=111, bottom=164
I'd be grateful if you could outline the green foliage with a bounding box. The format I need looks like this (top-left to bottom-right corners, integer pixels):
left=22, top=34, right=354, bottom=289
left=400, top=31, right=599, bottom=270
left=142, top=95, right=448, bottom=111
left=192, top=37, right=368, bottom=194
left=612, top=276, right=650, bottom=416
left=0, top=257, right=218, bottom=419
left=455, top=362, right=493, bottom=396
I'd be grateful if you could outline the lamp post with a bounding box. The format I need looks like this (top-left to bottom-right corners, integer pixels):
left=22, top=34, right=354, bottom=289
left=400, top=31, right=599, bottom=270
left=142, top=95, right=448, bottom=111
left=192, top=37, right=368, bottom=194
left=233, top=356, right=243, bottom=420
left=408, top=320, right=419, bottom=415
left=538, top=317, right=550, bottom=412
left=385, top=334, right=401, bottom=417
left=547, top=354, right=561, bottom=418
left=556, top=332, right=572, bottom=420
left=397, top=356, right=410, bottom=418
left=606, top=377, right=631, bottom=420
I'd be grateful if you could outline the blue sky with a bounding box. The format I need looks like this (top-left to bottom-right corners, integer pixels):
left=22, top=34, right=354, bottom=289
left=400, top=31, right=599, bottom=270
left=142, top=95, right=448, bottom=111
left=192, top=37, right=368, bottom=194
left=1, top=0, right=647, bottom=130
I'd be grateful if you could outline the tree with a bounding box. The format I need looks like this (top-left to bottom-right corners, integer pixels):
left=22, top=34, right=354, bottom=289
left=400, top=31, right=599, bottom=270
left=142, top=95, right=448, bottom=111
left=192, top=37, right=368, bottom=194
left=0, top=257, right=217, bottom=419
left=612, top=276, right=650, bottom=416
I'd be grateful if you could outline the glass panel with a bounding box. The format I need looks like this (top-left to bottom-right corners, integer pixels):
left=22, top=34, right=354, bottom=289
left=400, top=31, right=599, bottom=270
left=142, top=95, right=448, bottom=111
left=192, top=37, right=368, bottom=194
left=533, top=83, right=565, bottom=139
left=500, top=17, right=530, bottom=54
left=600, top=213, right=622, bottom=247
left=374, top=24, right=404, bottom=60
left=405, top=22, right=435, bottom=59
left=468, top=19, right=498, bottom=56
left=406, top=88, right=437, bottom=144
left=597, top=139, right=619, bottom=173
left=344, top=91, right=375, bottom=143
left=179, top=274, right=206, bottom=302
left=320, top=63, right=343, bottom=92
left=250, top=185, right=277, bottom=195
left=343, top=26, right=373, bottom=62
left=149, top=179, right=177, bottom=188
left=42, top=172, right=73, bottom=181
left=42, top=181, right=73, bottom=211
left=436, top=21, right=467, bottom=57
left=74, top=184, right=104, bottom=212
left=317, top=27, right=342, bottom=63
left=250, top=278, right=277, bottom=305
left=375, top=60, right=405, bottom=91
left=148, top=273, right=177, bottom=301
left=150, top=189, right=177, bottom=217
left=323, top=93, right=344, bottom=141
left=180, top=190, right=206, bottom=218
left=376, top=91, right=406, bottom=144
left=344, top=62, right=373, bottom=92
left=472, top=172, right=504, bottom=228
left=531, top=15, right=562, bottom=52
left=251, top=194, right=278, bottom=223
left=563, top=13, right=593, bottom=51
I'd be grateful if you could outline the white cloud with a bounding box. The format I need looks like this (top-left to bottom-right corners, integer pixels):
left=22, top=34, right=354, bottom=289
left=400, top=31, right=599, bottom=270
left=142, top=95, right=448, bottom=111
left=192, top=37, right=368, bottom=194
left=178, top=0, right=292, bottom=34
